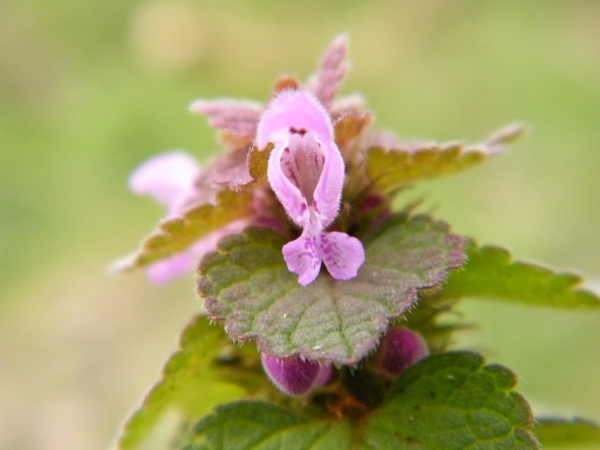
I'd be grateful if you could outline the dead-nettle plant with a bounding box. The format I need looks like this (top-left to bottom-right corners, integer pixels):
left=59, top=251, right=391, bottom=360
left=112, top=35, right=600, bottom=450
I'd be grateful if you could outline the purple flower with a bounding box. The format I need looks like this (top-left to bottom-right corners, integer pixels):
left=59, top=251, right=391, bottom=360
left=372, top=327, right=429, bottom=379
left=128, top=151, right=245, bottom=283
left=256, top=90, right=365, bottom=285
left=261, top=353, right=332, bottom=397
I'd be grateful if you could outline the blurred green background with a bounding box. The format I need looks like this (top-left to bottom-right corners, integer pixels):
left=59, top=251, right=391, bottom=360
left=1, top=0, right=598, bottom=448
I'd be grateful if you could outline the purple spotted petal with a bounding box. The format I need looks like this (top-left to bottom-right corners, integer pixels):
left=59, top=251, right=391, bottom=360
left=129, top=151, right=201, bottom=215
left=282, top=233, right=322, bottom=286
left=319, top=232, right=365, bottom=281
left=261, top=353, right=332, bottom=397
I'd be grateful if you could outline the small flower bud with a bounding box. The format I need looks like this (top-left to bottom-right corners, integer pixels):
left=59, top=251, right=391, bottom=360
left=372, top=327, right=429, bottom=379
left=261, top=354, right=332, bottom=397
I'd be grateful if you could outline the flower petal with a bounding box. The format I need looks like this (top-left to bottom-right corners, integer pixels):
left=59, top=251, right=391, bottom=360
left=146, top=251, right=196, bottom=284
left=319, top=231, right=365, bottom=281
left=129, top=151, right=201, bottom=214
left=312, top=138, right=344, bottom=227
left=266, top=141, right=308, bottom=225
left=282, top=233, right=322, bottom=286
left=260, top=90, right=343, bottom=226
left=257, top=90, right=333, bottom=149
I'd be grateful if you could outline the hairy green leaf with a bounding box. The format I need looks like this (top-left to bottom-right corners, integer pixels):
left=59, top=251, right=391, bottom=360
left=198, top=214, right=464, bottom=365
left=366, top=123, right=524, bottom=192
left=535, top=418, right=600, bottom=448
left=442, top=240, right=600, bottom=308
left=113, top=190, right=252, bottom=271
left=189, top=401, right=353, bottom=450
left=116, top=316, right=251, bottom=450
left=361, top=351, right=539, bottom=449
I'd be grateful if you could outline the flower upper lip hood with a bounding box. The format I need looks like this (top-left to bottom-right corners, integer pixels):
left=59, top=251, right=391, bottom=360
left=256, top=90, right=342, bottom=229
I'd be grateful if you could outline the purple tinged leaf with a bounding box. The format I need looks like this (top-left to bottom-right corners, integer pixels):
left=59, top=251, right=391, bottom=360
left=257, top=89, right=365, bottom=285
left=189, top=99, right=263, bottom=137
left=261, top=353, right=332, bottom=396
left=366, top=123, right=526, bottom=192
left=372, top=326, right=429, bottom=379
left=208, top=147, right=254, bottom=189
left=306, top=34, right=349, bottom=108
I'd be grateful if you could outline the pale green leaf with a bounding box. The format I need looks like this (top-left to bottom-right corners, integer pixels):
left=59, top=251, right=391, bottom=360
left=361, top=351, right=539, bottom=449
left=366, top=123, right=525, bottom=192
left=116, top=316, right=251, bottom=450
left=198, top=214, right=464, bottom=365
left=113, top=190, right=252, bottom=271
left=535, top=418, right=600, bottom=448
left=442, top=240, right=600, bottom=308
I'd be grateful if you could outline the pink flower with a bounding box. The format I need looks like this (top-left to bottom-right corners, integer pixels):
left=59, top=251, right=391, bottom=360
left=128, top=151, right=244, bottom=284
left=261, top=353, right=332, bottom=397
left=257, top=90, right=365, bottom=286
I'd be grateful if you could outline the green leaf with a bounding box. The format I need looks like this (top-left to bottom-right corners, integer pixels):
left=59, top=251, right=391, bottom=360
left=187, top=353, right=539, bottom=450
left=535, top=418, right=600, bottom=448
left=198, top=214, right=464, bottom=365
left=189, top=401, right=354, bottom=450
left=361, top=351, right=539, bottom=449
left=112, top=190, right=252, bottom=271
left=442, top=240, right=600, bottom=308
left=116, top=316, right=250, bottom=450
left=366, top=123, right=524, bottom=192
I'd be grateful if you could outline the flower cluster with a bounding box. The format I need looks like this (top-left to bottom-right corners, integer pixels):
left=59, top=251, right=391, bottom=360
left=116, top=35, right=509, bottom=396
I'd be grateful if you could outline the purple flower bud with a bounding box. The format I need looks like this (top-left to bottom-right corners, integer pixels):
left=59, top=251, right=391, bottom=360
left=257, top=90, right=365, bottom=285
left=261, top=353, right=332, bottom=397
left=372, top=327, right=429, bottom=379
